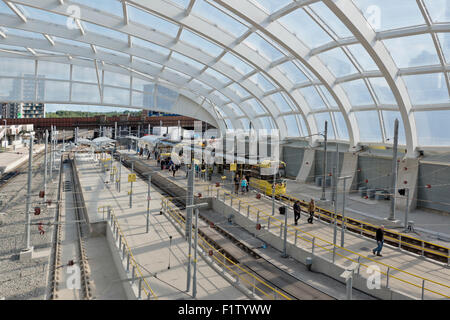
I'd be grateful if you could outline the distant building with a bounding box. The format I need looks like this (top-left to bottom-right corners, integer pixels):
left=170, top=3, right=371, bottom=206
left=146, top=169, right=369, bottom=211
left=1, top=103, right=22, bottom=119
left=1, top=74, right=46, bottom=118
left=0, top=102, right=45, bottom=119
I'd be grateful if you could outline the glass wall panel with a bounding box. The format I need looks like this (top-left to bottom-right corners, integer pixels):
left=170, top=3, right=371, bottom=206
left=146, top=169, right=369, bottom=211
left=243, top=33, right=284, bottom=62
left=157, top=95, right=176, bottom=111
left=257, top=116, right=275, bottom=130
left=240, top=118, right=250, bottom=129
left=71, top=0, right=123, bottom=16
left=284, top=115, right=301, bottom=136
left=383, top=34, right=440, bottom=68
left=133, top=78, right=155, bottom=93
left=353, top=0, right=425, bottom=31
left=318, top=48, right=358, bottom=77
left=299, top=86, right=326, bottom=110
left=158, top=85, right=179, bottom=99
left=341, top=79, right=374, bottom=106
left=354, top=110, right=382, bottom=142
left=204, top=68, right=231, bottom=85
left=382, top=111, right=406, bottom=145
left=403, top=73, right=449, bottom=105
left=220, top=52, right=254, bottom=75
left=315, top=112, right=335, bottom=139
left=43, top=81, right=70, bottom=101
left=437, top=33, right=450, bottom=64
left=415, top=110, right=450, bottom=145
left=128, top=5, right=179, bottom=37
left=318, top=85, right=338, bottom=108
left=268, top=92, right=294, bottom=113
left=132, top=37, right=171, bottom=55
left=192, top=0, right=248, bottom=37
left=84, top=22, right=128, bottom=42
left=134, top=91, right=154, bottom=108
left=225, top=103, right=244, bottom=117
left=252, top=0, right=292, bottom=14
left=103, top=86, right=130, bottom=105
left=103, top=71, right=130, bottom=88
left=172, top=52, right=204, bottom=71
left=278, top=8, right=333, bottom=48
left=309, top=2, right=353, bottom=38
left=37, top=61, right=70, bottom=80
left=423, top=0, right=450, bottom=23
left=347, top=44, right=378, bottom=71
left=248, top=73, right=276, bottom=92
left=0, top=58, right=34, bottom=77
left=22, top=5, right=68, bottom=25
left=180, top=29, right=224, bottom=56
left=72, top=83, right=100, bottom=103
left=0, top=78, right=14, bottom=100
left=333, top=112, right=349, bottom=140
left=368, top=77, right=396, bottom=105
left=244, top=99, right=265, bottom=115
left=226, top=82, right=250, bottom=99
left=277, top=61, right=308, bottom=84
left=72, top=65, right=97, bottom=83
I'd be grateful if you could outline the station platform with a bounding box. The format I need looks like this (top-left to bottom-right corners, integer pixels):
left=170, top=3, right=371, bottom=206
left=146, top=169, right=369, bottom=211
left=74, top=153, right=247, bottom=300
left=284, top=180, right=450, bottom=243
left=129, top=154, right=450, bottom=300
left=0, top=144, right=45, bottom=174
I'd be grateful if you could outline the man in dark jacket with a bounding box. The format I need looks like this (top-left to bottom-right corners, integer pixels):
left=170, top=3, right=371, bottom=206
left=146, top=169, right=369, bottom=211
left=293, top=200, right=301, bottom=225
left=373, top=225, right=385, bottom=257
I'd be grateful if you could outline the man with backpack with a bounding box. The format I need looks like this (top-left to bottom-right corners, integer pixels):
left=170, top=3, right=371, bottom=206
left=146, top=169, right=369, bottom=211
left=293, top=200, right=301, bottom=225
left=307, top=198, right=315, bottom=224
left=373, top=225, right=385, bottom=257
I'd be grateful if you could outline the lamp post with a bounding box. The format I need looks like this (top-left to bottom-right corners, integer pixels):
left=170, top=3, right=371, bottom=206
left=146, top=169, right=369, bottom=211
left=339, top=175, right=352, bottom=247
left=388, top=119, right=399, bottom=221
left=320, top=121, right=328, bottom=201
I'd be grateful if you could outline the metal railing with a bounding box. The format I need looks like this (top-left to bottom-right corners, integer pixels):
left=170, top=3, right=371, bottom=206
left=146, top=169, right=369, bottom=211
left=105, top=208, right=158, bottom=300
left=161, top=197, right=291, bottom=300
left=214, top=188, right=450, bottom=300
left=247, top=182, right=450, bottom=264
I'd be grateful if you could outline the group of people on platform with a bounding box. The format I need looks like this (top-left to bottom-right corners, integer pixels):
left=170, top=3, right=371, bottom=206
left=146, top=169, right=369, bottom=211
left=233, top=174, right=250, bottom=194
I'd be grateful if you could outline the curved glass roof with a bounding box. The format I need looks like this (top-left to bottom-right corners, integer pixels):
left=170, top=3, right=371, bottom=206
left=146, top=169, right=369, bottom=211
left=0, top=0, right=449, bottom=154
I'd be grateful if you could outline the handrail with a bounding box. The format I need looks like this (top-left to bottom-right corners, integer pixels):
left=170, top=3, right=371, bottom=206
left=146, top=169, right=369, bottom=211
left=216, top=188, right=450, bottom=299
left=107, top=209, right=158, bottom=300
left=162, top=198, right=292, bottom=300
left=155, top=166, right=450, bottom=298
left=249, top=182, right=449, bottom=258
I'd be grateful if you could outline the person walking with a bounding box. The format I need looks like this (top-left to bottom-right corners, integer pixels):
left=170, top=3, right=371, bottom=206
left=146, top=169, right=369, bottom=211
left=293, top=200, right=301, bottom=225
left=240, top=177, right=248, bottom=194
left=234, top=174, right=240, bottom=194
left=245, top=174, right=250, bottom=192
left=372, top=225, right=385, bottom=257
left=307, top=198, right=315, bottom=224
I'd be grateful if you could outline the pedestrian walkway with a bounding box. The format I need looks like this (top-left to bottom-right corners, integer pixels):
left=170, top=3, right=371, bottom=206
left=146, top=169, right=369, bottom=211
left=284, top=180, right=450, bottom=242
left=135, top=156, right=450, bottom=300
left=75, top=152, right=247, bottom=300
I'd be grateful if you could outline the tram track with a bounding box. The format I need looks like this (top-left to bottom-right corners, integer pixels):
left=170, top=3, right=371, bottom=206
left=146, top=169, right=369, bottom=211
left=119, top=153, right=335, bottom=300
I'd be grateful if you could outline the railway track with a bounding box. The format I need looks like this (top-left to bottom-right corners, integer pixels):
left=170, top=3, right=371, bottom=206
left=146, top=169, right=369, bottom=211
left=120, top=154, right=335, bottom=300
left=0, top=150, right=45, bottom=192
left=48, top=154, right=92, bottom=300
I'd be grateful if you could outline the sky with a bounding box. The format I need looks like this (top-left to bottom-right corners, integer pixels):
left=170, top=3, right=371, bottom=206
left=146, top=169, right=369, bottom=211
left=45, top=104, right=139, bottom=113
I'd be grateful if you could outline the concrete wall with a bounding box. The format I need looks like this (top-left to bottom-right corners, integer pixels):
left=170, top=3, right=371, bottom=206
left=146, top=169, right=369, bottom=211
left=418, top=162, right=450, bottom=212
left=105, top=220, right=140, bottom=300
left=314, top=150, right=344, bottom=180
left=356, top=155, right=392, bottom=192
left=282, top=146, right=304, bottom=178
